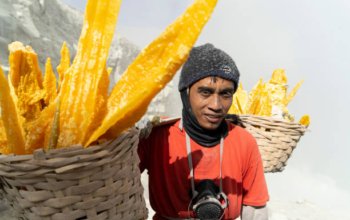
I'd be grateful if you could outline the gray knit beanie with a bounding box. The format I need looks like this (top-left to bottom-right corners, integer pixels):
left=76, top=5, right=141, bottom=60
left=178, top=43, right=240, bottom=91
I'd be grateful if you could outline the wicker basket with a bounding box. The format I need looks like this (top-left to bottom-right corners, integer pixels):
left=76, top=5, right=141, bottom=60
left=239, top=115, right=307, bottom=173
left=0, top=128, right=148, bottom=220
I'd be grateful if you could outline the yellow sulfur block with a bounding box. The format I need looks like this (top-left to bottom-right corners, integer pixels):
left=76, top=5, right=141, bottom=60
left=284, top=80, right=304, bottom=106
left=299, top=114, right=310, bottom=127
left=228, top=101, right=240, bottom=115
left=269, top=68, right=288, bottom=85
left=0, top=66, right=26, bottom=154
left=43, top=58, right=57, bottom=106
left=235, top=83, right=249, bottom=114
left=266, top=69, right=287, bottom=108
left=47, top=100, right=60, bottom=150
left=258, top=87, right=272, bottom=116
left=228, top=83, right=248, bottom=115
left=86, top=0, right=219, bottom=146
left=107, top=67, right=113, bottom=76
left=56, top=42, right=70, bottom=90
left=246, top=79, right=264, bottom=115
left=0, top=117, right=9, bottom=154
left=24, top=101, right=56, bottom=152
left=58, top=0, right=121, bottom=147
left=8, top=42, right=44, bottom=123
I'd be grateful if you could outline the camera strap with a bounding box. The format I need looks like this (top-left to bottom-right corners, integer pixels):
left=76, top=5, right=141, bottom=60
left=185, top=132, right=224, bottom=198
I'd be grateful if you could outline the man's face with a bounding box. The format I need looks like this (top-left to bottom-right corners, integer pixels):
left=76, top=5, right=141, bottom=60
left=189, top=76, right=235, bottom=130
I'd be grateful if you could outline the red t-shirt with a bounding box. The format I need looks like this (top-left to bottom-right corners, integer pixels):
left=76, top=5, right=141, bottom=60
left=138, top=119, right=269, bottom=220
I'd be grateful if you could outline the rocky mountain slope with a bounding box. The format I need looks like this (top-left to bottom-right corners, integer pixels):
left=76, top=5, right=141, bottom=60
left=0, top=0, right=139, bottom=88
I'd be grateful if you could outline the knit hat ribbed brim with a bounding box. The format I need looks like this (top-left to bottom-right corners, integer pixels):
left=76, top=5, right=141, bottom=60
left=178, top=43, right=240, bottom=91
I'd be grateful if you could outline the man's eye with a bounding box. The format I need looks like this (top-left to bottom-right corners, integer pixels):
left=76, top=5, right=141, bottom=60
left=200, top=90, right=211, bottom=96
left=221, top=91, right=233, bottom=98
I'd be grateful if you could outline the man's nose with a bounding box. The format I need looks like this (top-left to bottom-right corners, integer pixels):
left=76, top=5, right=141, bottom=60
left=208, top=95, right=222, bottom=111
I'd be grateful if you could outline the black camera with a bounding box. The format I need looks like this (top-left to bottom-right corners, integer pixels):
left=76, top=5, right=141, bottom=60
left=191, top=180, right=229, bottom=220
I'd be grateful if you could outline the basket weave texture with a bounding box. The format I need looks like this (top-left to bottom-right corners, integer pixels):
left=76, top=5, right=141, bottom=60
left=0, top=128, right=148, bottom=220
left=239, top=115, right=307, bottom=173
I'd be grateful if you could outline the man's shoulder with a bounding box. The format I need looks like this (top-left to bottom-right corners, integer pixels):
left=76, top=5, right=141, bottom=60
left=227, top=120, right=246, bottom=133
left=152, top=117, right=181, bottom=133
left=145, top=117, right=183, bottom=143
left=226, top=120, right=256, bottom=140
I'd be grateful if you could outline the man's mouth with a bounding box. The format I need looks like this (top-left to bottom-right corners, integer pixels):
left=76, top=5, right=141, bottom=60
left=204, top=114, right=223, bottom=123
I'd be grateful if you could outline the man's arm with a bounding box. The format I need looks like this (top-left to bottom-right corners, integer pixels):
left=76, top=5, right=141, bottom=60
left=240, top=129, right=269, bottom=219
left=241, top=205, right=268, bottom=220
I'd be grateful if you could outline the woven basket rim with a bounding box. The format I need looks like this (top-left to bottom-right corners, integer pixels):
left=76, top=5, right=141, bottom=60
left=0, top=127, right=148, bottom=220
left=0, top=127, right=138, bottom=159
left=239, top=114, right=307, bottom=126
left=238, top=114, right=308, bottom=173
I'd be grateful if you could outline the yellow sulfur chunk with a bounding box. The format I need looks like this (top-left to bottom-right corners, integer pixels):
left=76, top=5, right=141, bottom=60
left=266, top=69, right=287, bottom=108
left=107, top=67, right=113, bottom=76
left=255, top=84, right=272, bottom=116
left=47, top=100, right=60, bottom=150
left=86, top=0, right=219, bottom=146
left=228, top=101, right=240, bottom=115
left=8, top=42, right=44, bottom=123
left=228, top=83, right=248, bottom=115
left=25, top=102, right=56, bottom=152
left=267, top=69, right=303, bottom=121
left=7, top=74, right=22, bottom=121
left=269, top=68, right=287, bottom=85
left=0, top=117, right=9, bottom=154
left=229, top=69, right=307, bottom=123
left=235, top=83, right=249, bottom=114
left=0, top=66, right=26, bottom=154
left=56, top=42, right=70, bottom=90
left=6, top=73, right=26, bottom=133
left=246, top=80, right=272, bottom=116
left=247, top=79, right=264, bottom=114
left=7, top=42, right=25, bottom=89
left=80, top=67, right=109, bottom=144
left=284, top=80, right=304, bottom=106
left=58, top=0, right=120, bottom=147
left=43, top=58, right=57, bottom=106
left=299, top=114, right=310, bottom=127
left=265, top=69, right=289, bottom=120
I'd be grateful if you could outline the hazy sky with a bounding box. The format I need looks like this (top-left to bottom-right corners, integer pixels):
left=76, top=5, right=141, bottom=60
left=63, top=0, right=350, bottom=214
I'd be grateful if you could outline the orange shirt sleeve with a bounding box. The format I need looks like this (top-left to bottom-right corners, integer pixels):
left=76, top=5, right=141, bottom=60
left=241, top=134, right=269, bottom=206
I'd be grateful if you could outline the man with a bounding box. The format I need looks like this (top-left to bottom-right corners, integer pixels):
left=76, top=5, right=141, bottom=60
left=138, top=43, right=269, bottom=220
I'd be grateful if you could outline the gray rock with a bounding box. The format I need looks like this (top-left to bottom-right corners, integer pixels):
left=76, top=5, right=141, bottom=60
left=0, top=0, right=82, bottom=69
left=0, top=0, right=140, bottom=87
